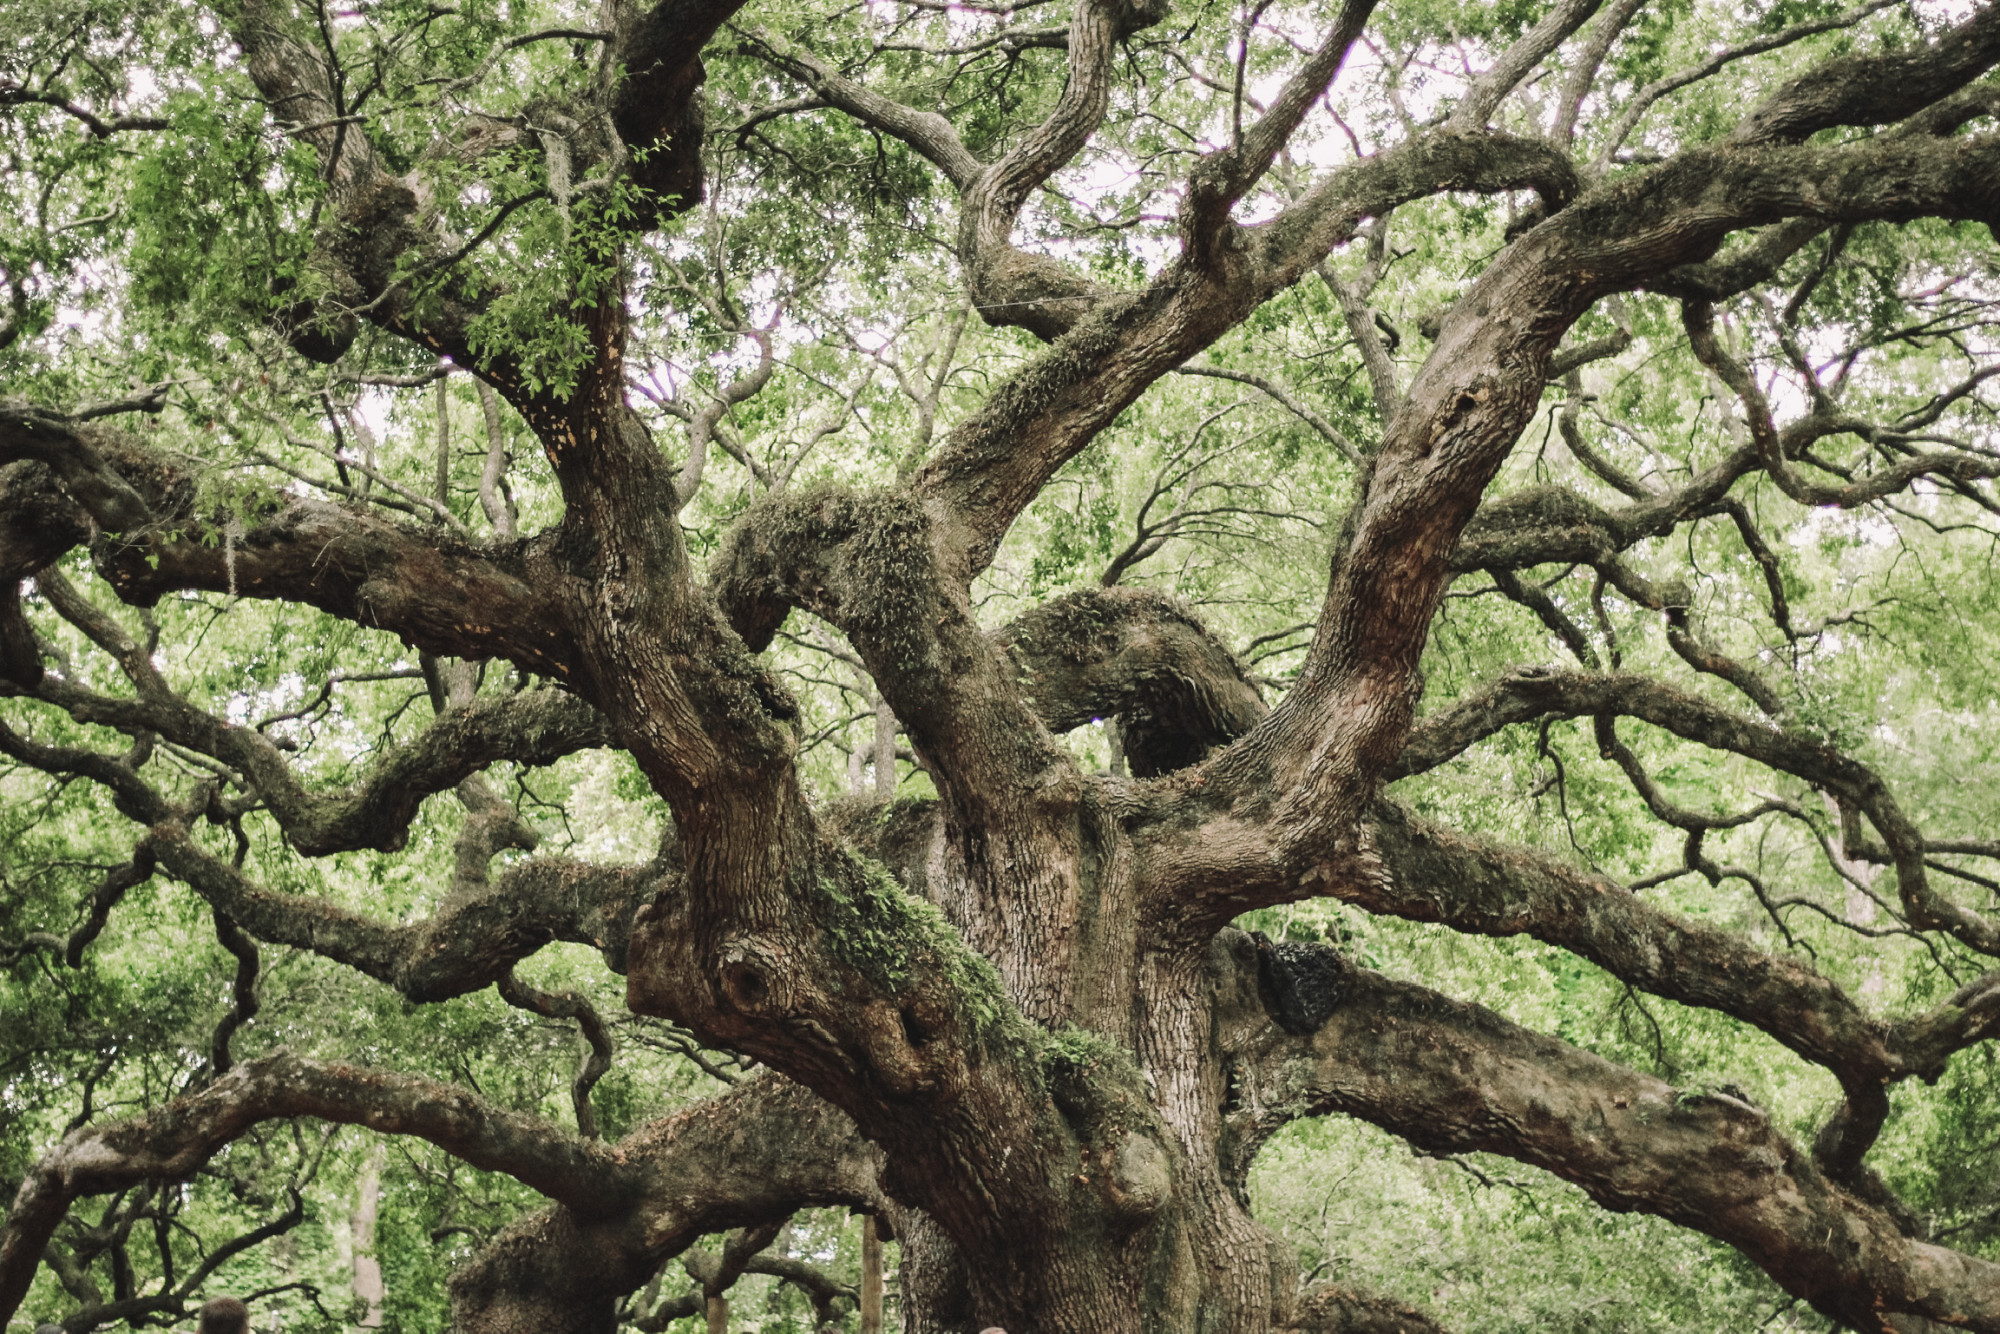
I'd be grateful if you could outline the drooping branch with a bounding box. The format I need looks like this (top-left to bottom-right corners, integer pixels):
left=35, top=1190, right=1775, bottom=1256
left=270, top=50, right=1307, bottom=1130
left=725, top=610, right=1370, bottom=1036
left=449, top=1076, right=882, bottom=1334
left=1683, top=299, right=2000, bottom=510
left=0, top=77, right=169, bottom=137
left=206, top=910, right=261, bottom=1078
left=0, top=1052, right=643, bottom=1328
left=1356, top=801, right=2000, bottom=1090
left=21, top=651, right=612, bottom=857
left=993, top=588, right=1268, bottom=776
left=1173, top=364, right=1364, bottom=464
left=0, top=698, right=667, bottom=995
left=735, top=32, right=983, bottom=189
left=497, top=966, right=617, bottom=1140
left=1212, top=934, right=2000, bottom=1334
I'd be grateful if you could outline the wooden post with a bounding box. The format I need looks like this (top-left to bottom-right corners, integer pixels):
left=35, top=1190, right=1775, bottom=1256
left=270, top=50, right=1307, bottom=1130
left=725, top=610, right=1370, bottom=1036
left=861, top=1214, right=884, bottom=1334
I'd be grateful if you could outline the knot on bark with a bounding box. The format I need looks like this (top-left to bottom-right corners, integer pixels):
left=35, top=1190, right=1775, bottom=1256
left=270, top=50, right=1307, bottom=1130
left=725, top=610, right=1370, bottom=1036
left=718, top=939, right=791, bottom=1016
left=858, top=998, right=940, bottom=1098
left=1101, top=1129, right=1172, bottom=1219
left=1251, top=932, right=1346, bottom=1035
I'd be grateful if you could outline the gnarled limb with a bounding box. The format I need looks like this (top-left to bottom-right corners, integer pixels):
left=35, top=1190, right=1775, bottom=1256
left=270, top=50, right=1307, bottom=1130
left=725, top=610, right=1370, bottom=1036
left=1194, top=103, right=2000, bottom=923
left=0, top=405, right=155, bottom=532
left=1212, top=934, right=2000, bottom=1334
left=610, top=0, right=759, bottom=224
left=1290, top=1284, right=1451, bottom=1334
left=0, top=1052, right=643, bottom=1328
left=994, top=587, right=1268, bottom=776
left=147, top=821, right=670, bottom=1001
left=740, top=0, right=1158, bottom=345
left=450, top=1075, right=881, bottom=1334
left=17, top=652, right=611, bottom=857
left=93, top=497, right=576, bottom=678
left=0, top=700, right=668, bottom=996
left=1729, top=2, right=2000, bottom=146
left=1356, top=802, right=2000, bottom=1090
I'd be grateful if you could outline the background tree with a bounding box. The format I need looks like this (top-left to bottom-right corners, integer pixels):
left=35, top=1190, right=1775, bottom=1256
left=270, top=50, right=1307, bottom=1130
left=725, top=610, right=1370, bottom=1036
left=5, top=0, right=2000, bottom=1330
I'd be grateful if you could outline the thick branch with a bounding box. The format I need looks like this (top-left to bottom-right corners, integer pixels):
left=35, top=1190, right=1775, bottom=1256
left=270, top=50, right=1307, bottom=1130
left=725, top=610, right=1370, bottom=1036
left=1215, top=935, right=2000, bottom=1333
left=1290, top=1285, right=1451, bottom=1334
left=93, top=499, right=577, bottom=678
left=611, top=0, right=757, bottom=223
left=0, top=1053, right=639, bottom=1327
left=993, top=587, right=1268, bottom=776
left=1730, top=2, right=2000, bottom=146
left=25, top=662, right=611, bottom=856
left=1392, top=669, right=2000, bottom=956
left=147, top=820, right=670, bottom=1001
left=1181, top=0, right=1378, bottom=248
left=1356, top=801, right=1998, bottom=1090
left=450, top=1076, right=880, bottom=1334
left=1447, top=0, right=1603, bottom=131
left=0, top=406, right=156, bottom=533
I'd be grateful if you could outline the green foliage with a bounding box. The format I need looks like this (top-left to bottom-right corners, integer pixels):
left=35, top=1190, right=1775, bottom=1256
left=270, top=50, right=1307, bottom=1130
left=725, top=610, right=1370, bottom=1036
left=817, top=848, right=1014, bottom=1045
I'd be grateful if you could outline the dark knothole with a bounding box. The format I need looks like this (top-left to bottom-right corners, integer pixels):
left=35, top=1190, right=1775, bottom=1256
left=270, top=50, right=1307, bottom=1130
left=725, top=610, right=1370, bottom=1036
left=1251, top=932, right=1347, bottom=1035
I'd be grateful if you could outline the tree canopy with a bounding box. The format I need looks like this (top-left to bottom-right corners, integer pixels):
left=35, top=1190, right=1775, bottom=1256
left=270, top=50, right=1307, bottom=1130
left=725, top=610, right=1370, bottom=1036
left=5, top=0, right=2000, bottom=1329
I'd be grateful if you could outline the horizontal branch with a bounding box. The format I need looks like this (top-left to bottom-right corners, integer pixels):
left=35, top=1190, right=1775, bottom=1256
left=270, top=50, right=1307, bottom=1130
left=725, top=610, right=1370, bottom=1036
left=1216, top=935, right=2000, bottom=1332
left=1730, top=2, right=2000, bottom=146
left=94, top=498, right=577, bottom=678
left=147, top=820, right=670, bottom=1001
left=1358, top=801, right=2000, bottom=1091
left=24, top=663, right=612, bottom=856
left=1393, top=668, right=2000, bottom=957
left=0, top=1052, right=640, bottom=1328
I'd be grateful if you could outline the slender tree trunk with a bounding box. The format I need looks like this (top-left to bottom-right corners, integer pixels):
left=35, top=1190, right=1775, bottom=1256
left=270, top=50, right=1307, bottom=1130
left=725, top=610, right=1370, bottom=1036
left=861, top=1215, right=883, bottom=1334
left=873, top=701, right=896, bottom=799
left=351, top=1142, right=386, bottom=1329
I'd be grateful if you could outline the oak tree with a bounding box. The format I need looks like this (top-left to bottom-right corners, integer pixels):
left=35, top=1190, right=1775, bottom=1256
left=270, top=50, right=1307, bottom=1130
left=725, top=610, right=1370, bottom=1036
left=6, top=0, right=2000, bottom=1329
